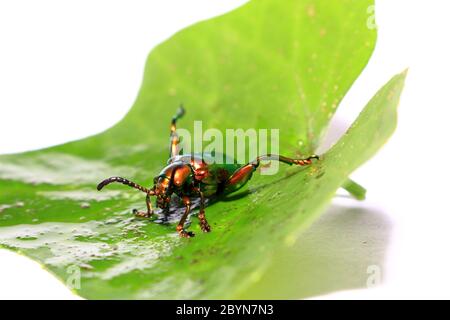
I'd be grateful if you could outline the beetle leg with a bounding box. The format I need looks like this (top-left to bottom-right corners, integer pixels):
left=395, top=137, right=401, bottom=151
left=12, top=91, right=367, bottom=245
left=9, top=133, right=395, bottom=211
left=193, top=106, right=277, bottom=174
left=197, top=189, right=211, bottom=233
left=223, top=154, right=319, bottom=194
left=133, top=193, right=154, bottom=218
left=252, top=154, right=319, bottom=167
left=223, top=164, right=255, bottom=194
left=169, top=105, right=185, bottom=160
left=176, top=196, right=195, bottom=238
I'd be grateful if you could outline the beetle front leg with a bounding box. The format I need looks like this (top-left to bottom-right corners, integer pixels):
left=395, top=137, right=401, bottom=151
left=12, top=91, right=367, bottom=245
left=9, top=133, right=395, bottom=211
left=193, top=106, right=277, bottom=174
left=133, top=193, right=153, bottom=218
left=197, top=189, right=211, bottom=233
left=176, top=196, right=195, bottom=238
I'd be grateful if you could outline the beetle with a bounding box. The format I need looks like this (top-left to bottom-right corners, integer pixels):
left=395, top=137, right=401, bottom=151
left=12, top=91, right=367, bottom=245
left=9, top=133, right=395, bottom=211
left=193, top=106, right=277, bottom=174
left=97, top=106, right=319, bottom=238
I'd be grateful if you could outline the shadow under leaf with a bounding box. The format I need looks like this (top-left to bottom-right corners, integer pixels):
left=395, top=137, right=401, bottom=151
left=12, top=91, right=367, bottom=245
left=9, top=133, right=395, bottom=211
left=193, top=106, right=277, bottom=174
left=237, top=202, right=392, bottom=299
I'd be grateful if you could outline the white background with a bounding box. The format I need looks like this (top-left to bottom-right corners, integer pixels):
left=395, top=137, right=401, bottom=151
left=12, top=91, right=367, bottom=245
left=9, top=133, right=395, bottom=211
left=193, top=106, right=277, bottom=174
left=0, top=0, right=449, bottom=299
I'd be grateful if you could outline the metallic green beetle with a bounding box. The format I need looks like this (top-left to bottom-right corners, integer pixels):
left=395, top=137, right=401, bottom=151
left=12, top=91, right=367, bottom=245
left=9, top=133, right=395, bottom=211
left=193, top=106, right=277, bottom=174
left=97, top=107, right=318, bottom=238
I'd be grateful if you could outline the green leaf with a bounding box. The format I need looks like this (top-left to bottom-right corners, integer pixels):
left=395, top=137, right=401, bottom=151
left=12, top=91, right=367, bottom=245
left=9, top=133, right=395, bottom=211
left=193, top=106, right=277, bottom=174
left=0, top=0, right=405, bottom=299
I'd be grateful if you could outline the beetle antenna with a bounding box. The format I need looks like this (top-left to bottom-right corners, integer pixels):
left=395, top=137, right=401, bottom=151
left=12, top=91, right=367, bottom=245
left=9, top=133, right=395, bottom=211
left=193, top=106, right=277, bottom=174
left=97, top=177, right=152, bottom=194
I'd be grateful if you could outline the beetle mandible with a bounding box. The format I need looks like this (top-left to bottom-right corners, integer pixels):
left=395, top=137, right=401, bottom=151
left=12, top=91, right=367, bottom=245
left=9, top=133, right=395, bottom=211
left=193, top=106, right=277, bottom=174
left=97, top=106, right=319, bottom=238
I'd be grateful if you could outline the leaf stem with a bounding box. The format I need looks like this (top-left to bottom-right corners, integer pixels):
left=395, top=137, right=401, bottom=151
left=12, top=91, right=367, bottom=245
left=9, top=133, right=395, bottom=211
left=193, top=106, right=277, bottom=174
left=341, top=179, right=366, bottom=200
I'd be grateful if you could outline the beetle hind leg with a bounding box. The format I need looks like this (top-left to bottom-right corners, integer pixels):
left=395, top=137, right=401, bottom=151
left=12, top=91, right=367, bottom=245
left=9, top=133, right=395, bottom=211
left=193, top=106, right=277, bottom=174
left=223, top=164, right=255, bottom=194
left=253, top=154, right=320, bottom=167
left=222, top=154, right=320, bottom=194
